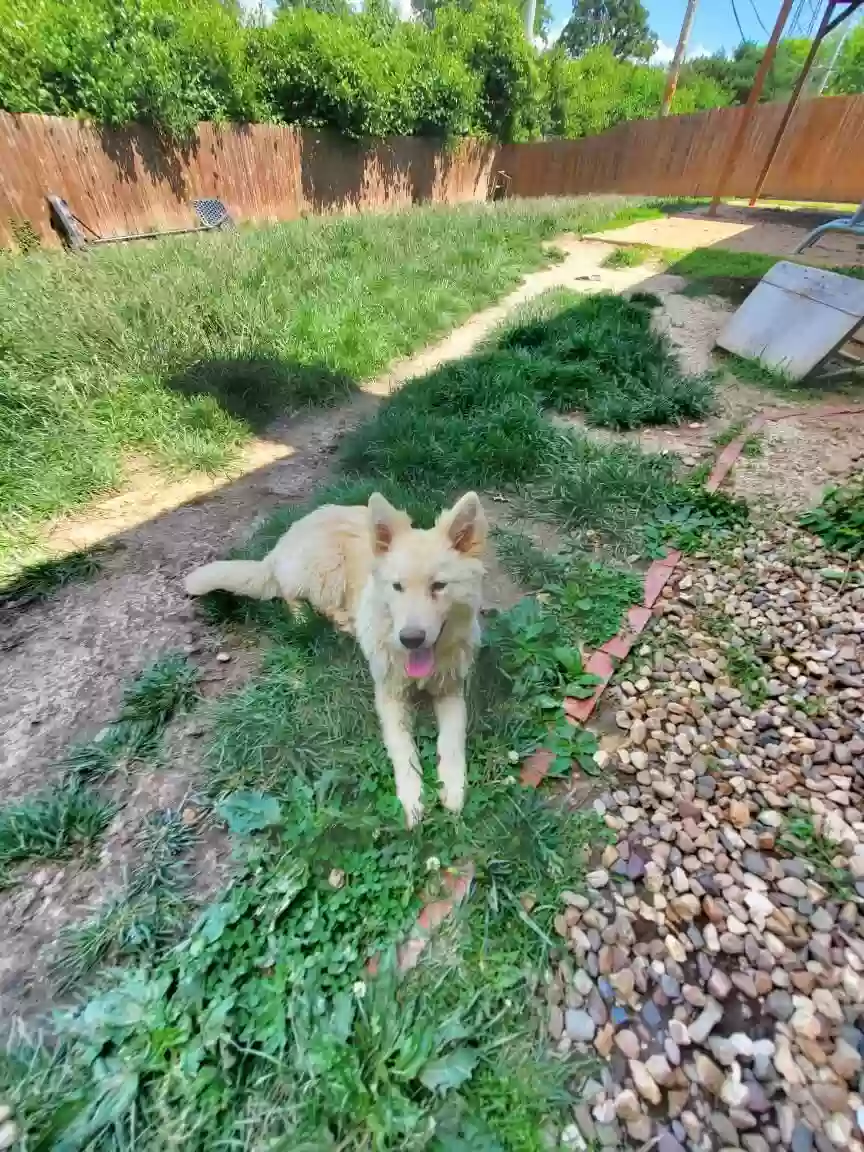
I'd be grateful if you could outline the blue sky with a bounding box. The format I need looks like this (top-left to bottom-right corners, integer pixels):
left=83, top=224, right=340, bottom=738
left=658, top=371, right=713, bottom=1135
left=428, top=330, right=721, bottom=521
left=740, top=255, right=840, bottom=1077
left=246, top=0, right=828, bottom=55
left=546, top=0, right=828, bottom=56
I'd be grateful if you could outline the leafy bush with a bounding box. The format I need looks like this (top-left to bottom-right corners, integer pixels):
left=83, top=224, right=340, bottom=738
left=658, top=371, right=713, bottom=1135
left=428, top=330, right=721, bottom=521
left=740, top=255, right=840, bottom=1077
left=0, top=0, right=732, bottom=142
left=435, top=0, right=545, bottom=141
left=0, top=0, right=259, bottom=137
left=544, top=45, right=730, bottom=139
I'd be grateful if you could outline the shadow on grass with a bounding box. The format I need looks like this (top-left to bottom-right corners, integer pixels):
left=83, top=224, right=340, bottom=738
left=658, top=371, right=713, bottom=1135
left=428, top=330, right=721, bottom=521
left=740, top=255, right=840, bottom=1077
left=0, top=547, right=110, bottom=608
left=166, top=355, right=356, bottom=431
left=667, top=248, right=864, bottom=306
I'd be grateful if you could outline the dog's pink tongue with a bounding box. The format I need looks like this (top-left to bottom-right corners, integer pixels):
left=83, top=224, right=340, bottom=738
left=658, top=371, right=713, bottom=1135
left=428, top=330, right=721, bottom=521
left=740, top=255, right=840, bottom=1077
left=405, top=648, right=435, bottom=679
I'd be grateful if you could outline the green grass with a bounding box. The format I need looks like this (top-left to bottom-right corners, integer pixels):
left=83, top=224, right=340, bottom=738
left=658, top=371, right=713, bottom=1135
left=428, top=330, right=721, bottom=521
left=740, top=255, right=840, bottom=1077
left=0, top=207, right=734, bottom=1147
left=712, top=419, right=764, bottom=457
left=493, top=529, right=642, bottom=647
left=107, top=651, right=200, bottom=758
left=0, top=786, right=114, bottom=870
left=664, top=246, right=864, bottom=302
left=339, top=290, right=711, bottom=539
left=601, top=244, right=649, bottom=269
left=5, top=590, right=608, bottom=1150
left=778, top=814, right=857, bottom=901
left=0, top=195, right=648, bottom=575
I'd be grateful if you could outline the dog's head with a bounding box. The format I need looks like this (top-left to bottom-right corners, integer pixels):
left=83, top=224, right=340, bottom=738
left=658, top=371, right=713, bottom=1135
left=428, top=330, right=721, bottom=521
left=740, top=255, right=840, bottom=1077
left=367, top=491, right=487, bottom=679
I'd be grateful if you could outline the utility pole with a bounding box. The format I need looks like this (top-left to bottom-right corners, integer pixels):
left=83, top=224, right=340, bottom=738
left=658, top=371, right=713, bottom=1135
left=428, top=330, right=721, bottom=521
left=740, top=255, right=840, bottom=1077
left=524, top=0, right=537, bottom=40
left=660, top=0, right=699, bottom=117
left=707, top=0, right=795, bottom=215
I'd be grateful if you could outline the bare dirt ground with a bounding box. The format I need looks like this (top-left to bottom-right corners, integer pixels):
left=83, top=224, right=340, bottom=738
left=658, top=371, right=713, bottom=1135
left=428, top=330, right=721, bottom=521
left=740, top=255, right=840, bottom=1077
left=2, top=236, right=862, bottom=1025
left=589, top=203, right=864, bottom=269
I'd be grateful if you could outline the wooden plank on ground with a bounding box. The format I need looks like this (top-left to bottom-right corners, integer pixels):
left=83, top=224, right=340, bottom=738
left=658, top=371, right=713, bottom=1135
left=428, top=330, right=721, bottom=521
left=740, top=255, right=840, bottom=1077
left=716, top=260, right=864, bottom=378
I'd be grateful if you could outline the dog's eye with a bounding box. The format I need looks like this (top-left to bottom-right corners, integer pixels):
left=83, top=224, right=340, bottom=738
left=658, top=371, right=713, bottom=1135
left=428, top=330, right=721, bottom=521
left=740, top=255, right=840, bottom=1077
left=392, top=582, right=404, bottom=592
left=431, top=581, right=447, bottom=593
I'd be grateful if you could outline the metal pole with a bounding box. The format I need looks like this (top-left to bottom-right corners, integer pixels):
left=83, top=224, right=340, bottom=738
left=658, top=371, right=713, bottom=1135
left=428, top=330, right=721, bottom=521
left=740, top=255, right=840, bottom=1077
left=661, top=0, right=699, bottom=117
left=707, top=0, right=796, bottom=216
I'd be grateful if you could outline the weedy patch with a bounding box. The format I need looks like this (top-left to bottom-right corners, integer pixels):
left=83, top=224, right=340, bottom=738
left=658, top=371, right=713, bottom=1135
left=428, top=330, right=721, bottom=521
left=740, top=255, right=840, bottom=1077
left=800, top=475, right=864, bottom=559
left=712, top=419, right=764, bottom=457
left=0, top=196, right=644, bottom=566
left=601, top=245, right=650, bottom=269
left=493, top=528, right=642, bottom=649
left=0, top=786, right=114, bottom=873
left=106, top=651, right=200, bottom=759
left=779, top=815, right=857, bottom=901
left=53, top=808, right=197, bottom=990
left=723, top=643, right=769, bottom=708
left=643, top=483, right=750, bottom=558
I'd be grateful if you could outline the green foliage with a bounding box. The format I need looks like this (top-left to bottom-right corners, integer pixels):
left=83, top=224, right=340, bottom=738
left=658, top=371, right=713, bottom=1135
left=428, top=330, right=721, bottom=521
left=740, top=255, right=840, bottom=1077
left=0, top=786, right=114, bottom=869
left=6, top=581, right=609, bottom=1148
left=602, top=244, right=649, bottom=268
left=831, top=24, right=864, bottom=95
left=498, top=290, right=714, bottom=429
left=544, top=45, right=729, bottom=139
left=412, top=0, right=553, bottom=39
left=680, top=35, right=862, bottom=106
left=800, top=476, right=864, bottom=559
left=252, top=8, right=481, bottom=138
left=435, top=0, right=546, bottom=141
left=110, top=652, right=200, bottom=756
left=644, top=483, right=750, bottom=557
left=340, top=290, right=688, bottom=546
left=54, top=809, right=196, bottom=989
left=493, top=529, right=643, bottom=647
left=560, top=0, right=657, bottom=61
left=779, top=814, right=857, bottom=900
left=0, top=0, right=260, bottom=137
left=0, top=546, right=103, bottom=606
left=0, top=0, right=734, bottom=143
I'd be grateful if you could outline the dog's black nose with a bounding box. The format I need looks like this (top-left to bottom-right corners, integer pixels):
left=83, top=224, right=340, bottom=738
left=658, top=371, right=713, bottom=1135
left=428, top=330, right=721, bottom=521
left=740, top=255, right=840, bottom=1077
left=399, top=628, right=427, bottom=649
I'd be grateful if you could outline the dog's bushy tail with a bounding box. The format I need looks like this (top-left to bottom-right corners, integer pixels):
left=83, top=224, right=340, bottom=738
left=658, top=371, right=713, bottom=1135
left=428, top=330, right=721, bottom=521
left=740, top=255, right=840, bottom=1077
left=184, top=558, right=281, bottom=600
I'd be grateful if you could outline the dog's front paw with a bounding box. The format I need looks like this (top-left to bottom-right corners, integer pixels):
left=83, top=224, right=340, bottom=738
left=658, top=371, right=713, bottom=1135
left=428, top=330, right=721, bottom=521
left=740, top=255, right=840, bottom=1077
left=401, top=797, right=425, bottom=829
left=439, top=779, right=465, bottom=815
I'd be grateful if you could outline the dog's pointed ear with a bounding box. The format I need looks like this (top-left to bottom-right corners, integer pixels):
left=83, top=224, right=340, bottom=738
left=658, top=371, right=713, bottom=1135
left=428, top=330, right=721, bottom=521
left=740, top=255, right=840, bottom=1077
left=368, top=493, right=410, bottom=556
left=439, top=492, right=487, bottom=557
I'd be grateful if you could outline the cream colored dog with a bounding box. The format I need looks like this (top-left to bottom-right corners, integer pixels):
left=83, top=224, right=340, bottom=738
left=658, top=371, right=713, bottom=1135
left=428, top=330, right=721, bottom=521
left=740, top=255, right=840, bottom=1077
left=184, top=492, right=487, bottom=826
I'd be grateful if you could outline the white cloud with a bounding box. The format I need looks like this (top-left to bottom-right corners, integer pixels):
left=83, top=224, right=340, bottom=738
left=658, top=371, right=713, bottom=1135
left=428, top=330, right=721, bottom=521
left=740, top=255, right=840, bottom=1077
left=652, top=39, right=675, bottom=65
left=652, top=38, right=711, bottom=66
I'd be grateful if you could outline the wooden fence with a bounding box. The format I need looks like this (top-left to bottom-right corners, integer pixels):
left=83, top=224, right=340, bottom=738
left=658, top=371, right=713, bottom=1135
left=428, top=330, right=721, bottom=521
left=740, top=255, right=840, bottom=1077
left=497, top=95, right=864, bottom=204
left=2, top=96, right=863, bottom=250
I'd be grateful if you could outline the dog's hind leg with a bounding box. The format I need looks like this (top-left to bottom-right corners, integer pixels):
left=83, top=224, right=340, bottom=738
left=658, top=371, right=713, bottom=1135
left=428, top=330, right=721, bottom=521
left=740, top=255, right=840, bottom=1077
left=434, top=693, right=467, bottom=815
left=374, top=686, right=424, bottom=828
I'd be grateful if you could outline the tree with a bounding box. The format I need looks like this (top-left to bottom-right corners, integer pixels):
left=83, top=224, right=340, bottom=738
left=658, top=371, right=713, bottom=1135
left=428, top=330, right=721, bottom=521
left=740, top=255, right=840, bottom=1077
left=682, top=37, right=834, bottom=105
left=829, top=23, right=864, bottom=94
left=412, top=0, right=551, bottom=39
left=559, top=0, right=656, bottom=61
left=276, top=0, right=352, bottom=15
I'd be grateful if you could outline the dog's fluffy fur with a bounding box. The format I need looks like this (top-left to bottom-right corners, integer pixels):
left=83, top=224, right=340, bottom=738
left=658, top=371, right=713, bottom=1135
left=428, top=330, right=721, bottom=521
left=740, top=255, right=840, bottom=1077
left=184, top=493, right=487, bottom=825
